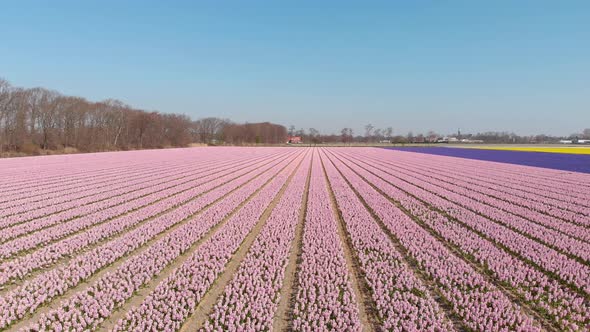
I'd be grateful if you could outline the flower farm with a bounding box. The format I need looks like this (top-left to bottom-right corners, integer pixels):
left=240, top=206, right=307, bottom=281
left=0, top=147, right=588, bottom=331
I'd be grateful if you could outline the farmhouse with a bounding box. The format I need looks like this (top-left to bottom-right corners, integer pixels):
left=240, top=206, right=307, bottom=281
left=287, top=136, right=302, bottom=144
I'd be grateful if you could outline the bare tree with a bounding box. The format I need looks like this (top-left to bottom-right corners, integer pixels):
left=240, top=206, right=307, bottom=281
left=341, top=127, right=353, bottom=144
left=193, top=117, right=229, bottom=144
left=97, top=99, right=130, bottom=149
left=308, top=128, right=320, bottom=145
left=163, top=113, right=192, bottom=146
left=385, top=127, right=393, bottom=139
left=427, top=130, right=438, bottom=142
left=294, top=128, right=304, bottom=137
left=0, top=79, right=15, bottom=154
left=56, top=96, right=89, bottom=149
left=35, top=89, right=62, bottom=150
left=130, top=111, right=150, bottom=149
left=374, top=128, right=382, bottom=140
left=364, top=123, right=374, bottom=142
left=223, top=122, right=287, bottom=145
left=25, top=87, right=47, bottom=142
left=0, top=78, right=210, bottom=155
left=5, top=88, right=30, bottom=151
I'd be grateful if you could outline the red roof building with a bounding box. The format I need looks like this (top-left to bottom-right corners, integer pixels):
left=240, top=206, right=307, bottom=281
left=287, top=136, right=302, bottom=144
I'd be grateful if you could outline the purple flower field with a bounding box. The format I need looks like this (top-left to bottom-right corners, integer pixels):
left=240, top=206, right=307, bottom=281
left=385, top=146, right=590, bottom=173
left=0, top=147, right=588, bottom=331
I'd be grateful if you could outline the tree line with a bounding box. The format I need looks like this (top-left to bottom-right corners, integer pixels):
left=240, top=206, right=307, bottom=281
left=0, top=78, right=289, bottom=156
left=191, top=117, right=287, bottom=145
left=0, top=78, right=195, bottom=155
left=195, top=121, right=590, bottom=146
left=1, top=77, right=587, bottom=156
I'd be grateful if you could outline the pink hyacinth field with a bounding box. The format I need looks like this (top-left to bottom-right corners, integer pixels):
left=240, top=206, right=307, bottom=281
left=0, top=147, right=589, bottom=332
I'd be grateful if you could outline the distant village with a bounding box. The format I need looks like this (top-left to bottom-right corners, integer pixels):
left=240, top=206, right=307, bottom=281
left=286, top=127, right=590, bottom=145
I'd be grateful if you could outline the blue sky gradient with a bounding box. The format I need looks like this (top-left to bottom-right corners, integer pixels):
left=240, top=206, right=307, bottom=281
left=1, top=1, right=589, bottom=136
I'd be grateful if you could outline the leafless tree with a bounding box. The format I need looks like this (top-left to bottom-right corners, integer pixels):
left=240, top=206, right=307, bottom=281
left=0, top=78, right=204, bottom=156
left=427, top=130, right=438, bottom=142
left=193, top=117, right=229, bottom=143
left=5, top=88, right=29, bottom=150
left=0, top=79, right=15, bottom=154
left=163, top=113, right=192, bottom=146
left=341, top=127, right=353, bottom=144
left=308, top=128, right=320, bottom=144
left=223, top=122, right=287, bottom=145
left=374, top=128, right=382, bottom=140
left=295, top=128, right=305, bottom=138
left=364, top=123, right=374, bottom=142
left=25, top=87, right=47, bottom=141
left=385, top=127, right=393, bottom=139
left=36, top=89, right=61, bottom=150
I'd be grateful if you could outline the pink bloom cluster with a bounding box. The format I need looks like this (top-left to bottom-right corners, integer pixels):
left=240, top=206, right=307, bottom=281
left=331, top=149, right=590, bottom=331
left=111, top=151, right=305, bottom=331
left=326, top=150, right=540, bottom=332
left=0, top=153, right=282, bottom=287
left=0, top=152, right=297, bottom=330
left=0, top=147, right=588, bottom=331
left=321, top=150, right=452, bottom=331
left=340, top=150, right=590, bottom=294
left=390, top=155, right=590, bottom=222
left=0, top=157, right=143, bottom=203
left=389, top=149, right=590, bottom=203
left=0, top=149, right=224, bottom=210
left=365, top=153, right=590, bottom=259
left=0, top=157, right=207, bottom=219
left=291, top=152, right=362, bottom=331
left=0, top=155, right=261, bottom=245
left=202, top=151, right=312, bottom=331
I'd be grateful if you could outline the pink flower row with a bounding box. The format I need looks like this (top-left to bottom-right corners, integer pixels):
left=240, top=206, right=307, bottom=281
left=322, top=150, right=453, bottom=331
left=0, top=153, right=285, bottom=286
left=109, top=152, right=303, bottom=332
left=202, top=152, right=311, bottom=331
left=332, top=150, right=589, bottom=331
left=291, top=152, right=362, bottom=331
left=0, top=155, right=179, bottom=201
left=0, top=154, right=284, bottom=260
left=0, top=155, right=226, bottom=218
left=389, top=149, right=590, bottom=198
left=0, top=148, right=255, bottom=203
left=0, top=147, right=216, bottom=189
left=0, top=157, right=239, bottom=235
left=0, top=151, right=297, bottom=330
left=385, top=154, right=590, bottom=222
left=327, top=150, right=540, bottom=332
left=389, top=155, right=590, bottom=217
left=343, top=150, right=590, bottom=293
left=351, top=152, right=590, bottom=253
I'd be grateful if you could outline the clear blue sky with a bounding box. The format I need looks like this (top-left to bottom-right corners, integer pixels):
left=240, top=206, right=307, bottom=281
left=1, top=1, right=589, bottom=136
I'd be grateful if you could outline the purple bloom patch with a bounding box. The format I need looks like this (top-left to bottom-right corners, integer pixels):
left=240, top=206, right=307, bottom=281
left=384, top=147, right=590, bottom=173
